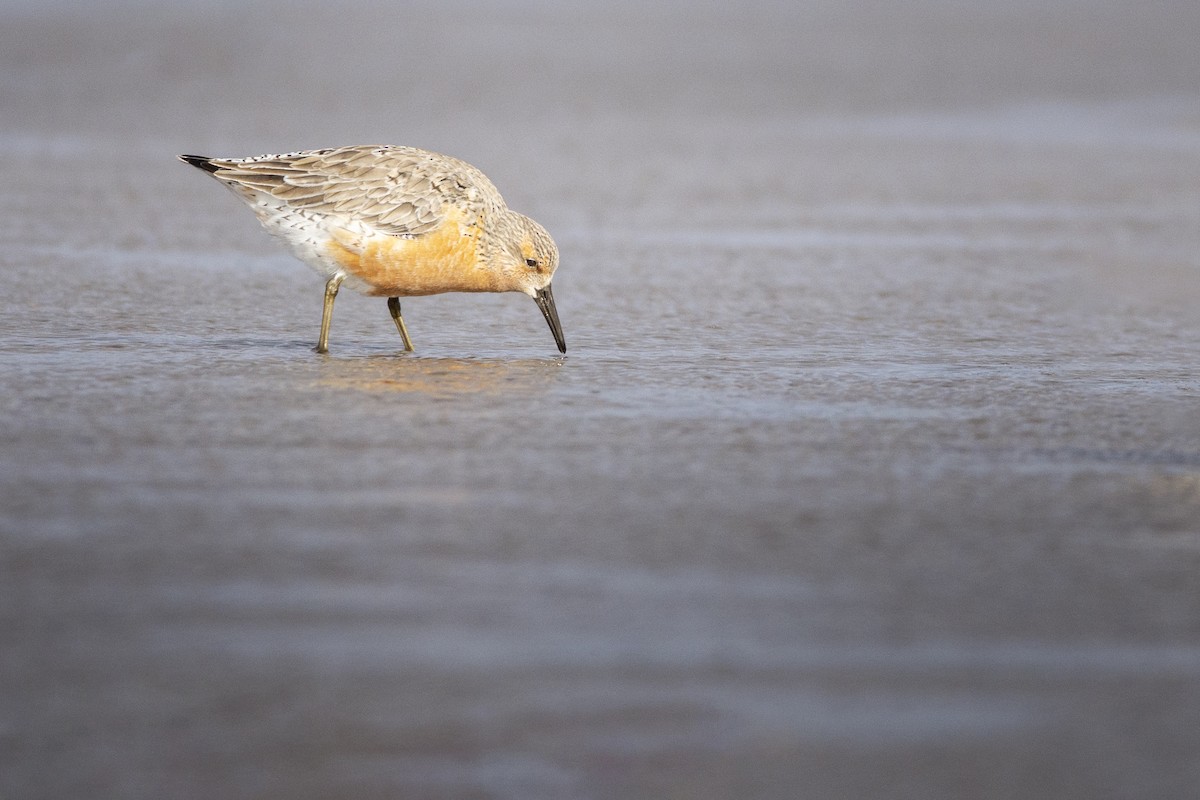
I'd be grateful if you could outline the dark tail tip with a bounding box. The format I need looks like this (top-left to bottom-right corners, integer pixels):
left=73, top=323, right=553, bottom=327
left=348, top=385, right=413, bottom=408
left=178, top=154, right=220, bottom=173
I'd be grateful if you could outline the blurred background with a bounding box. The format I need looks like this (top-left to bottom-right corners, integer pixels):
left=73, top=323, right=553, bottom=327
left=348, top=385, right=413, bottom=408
left=2, top=1, right=1199, bottom=798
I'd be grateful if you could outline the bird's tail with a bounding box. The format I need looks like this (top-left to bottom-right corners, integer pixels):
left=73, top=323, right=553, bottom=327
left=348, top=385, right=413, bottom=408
left=178, top=154, right=220, bottom=173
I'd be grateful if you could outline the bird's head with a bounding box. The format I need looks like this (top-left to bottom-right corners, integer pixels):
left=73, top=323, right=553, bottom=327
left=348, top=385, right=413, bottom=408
left=497, top=212, right=564, bottom=353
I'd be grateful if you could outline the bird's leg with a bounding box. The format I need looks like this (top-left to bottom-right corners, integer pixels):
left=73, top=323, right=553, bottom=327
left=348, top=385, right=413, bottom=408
left=386, top=297, right=415, bottom=352
left=316, top=273, right=345, bottom=353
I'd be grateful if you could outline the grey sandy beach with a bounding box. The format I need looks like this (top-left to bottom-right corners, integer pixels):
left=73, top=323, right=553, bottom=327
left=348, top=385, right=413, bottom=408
left=2, top=0, right=1200, bottom=797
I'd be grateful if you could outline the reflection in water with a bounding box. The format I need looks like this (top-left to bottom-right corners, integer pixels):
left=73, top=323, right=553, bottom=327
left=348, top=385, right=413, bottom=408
left=1147, top=471, right=1200, bottom=503
left=315, top=355, right=568, bottom=396
left=1109, top=471, right=1200, bottom=551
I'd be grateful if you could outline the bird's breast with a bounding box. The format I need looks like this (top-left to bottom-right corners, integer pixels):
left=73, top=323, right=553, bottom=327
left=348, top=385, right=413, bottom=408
left=325, top=206, right=499, bottom=296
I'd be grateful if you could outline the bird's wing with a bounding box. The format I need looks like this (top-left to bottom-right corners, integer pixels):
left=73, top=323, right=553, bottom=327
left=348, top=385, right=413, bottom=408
left=202, top=145, right=492, bottom=238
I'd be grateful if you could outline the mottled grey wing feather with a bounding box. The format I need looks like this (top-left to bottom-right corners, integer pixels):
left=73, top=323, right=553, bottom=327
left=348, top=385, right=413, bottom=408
left=206, top=145, right=487, bottom=237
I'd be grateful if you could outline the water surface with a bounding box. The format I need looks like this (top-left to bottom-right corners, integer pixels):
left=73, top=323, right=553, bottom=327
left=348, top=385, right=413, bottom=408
left=2, top=1, right=1200, bottom=798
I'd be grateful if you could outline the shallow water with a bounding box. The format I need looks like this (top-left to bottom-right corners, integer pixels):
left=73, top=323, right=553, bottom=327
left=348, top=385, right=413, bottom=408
left=2, top=1, right=1200, bottom=798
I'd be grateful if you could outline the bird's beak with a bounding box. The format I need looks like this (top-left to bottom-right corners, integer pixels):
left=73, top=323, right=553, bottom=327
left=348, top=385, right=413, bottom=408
left=533, top=284, right=566, bottom=354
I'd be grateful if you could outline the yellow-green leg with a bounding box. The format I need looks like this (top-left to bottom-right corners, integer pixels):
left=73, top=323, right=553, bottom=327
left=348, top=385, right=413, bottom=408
left=315, top=273, right=345, bottom=353
left=386, top=297, right=415, bottom=352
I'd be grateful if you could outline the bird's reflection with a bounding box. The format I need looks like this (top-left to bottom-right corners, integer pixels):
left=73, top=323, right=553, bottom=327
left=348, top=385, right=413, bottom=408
left=316, top=354, right=567, bottom=396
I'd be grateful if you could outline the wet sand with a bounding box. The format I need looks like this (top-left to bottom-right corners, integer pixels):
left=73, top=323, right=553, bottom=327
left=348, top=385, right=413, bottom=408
left=2, top=1, right=1200, bottom=798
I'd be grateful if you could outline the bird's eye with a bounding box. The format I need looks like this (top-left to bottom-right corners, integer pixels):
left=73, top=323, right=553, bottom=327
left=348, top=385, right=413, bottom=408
left=525, top=258, right=538, bottom=268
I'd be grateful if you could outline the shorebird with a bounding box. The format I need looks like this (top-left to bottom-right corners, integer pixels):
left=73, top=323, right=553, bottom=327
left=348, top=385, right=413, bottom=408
left=179, top=145, right=565, bottom=354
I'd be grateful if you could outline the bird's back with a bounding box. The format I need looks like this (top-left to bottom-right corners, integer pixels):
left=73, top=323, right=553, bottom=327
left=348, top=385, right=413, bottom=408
left=182, top=145, right=509, bottom=294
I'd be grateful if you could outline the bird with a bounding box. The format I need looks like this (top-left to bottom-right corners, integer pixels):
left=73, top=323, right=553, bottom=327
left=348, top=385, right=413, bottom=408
left=179, top=145, right=565, bottom=354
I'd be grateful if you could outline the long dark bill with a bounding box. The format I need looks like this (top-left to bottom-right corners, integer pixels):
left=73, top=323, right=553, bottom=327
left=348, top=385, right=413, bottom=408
left=533, top=284, right=567, bottom=354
